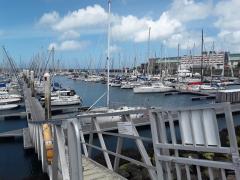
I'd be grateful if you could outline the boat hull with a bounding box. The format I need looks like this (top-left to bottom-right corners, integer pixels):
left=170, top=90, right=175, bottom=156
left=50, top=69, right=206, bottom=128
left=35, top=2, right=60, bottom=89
left=133, top=87, right=174, bottom=93
left=0, top=104, right=19, bottom=110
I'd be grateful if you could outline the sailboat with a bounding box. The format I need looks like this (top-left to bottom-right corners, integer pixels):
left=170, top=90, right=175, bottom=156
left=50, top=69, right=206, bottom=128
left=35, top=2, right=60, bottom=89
left=79, top=0, right=145, bottom=123
left=133, top=28, right=174, bottom=93
left=0, top=90, right=21, bottom=104
left=133, top=82, right=174, bottom=93
left=40, top=89, right=82, bottom=106
left=0, top=104, right=19, bottom=110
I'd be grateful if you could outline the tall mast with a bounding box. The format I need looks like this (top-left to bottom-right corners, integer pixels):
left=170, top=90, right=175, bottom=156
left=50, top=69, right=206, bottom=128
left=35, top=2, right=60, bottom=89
left=177, top=43, right=180, bottom=83
left=147, top=27, right=151, bottom=75
left=107, top=0, right=111, bottom=107
left=210, top=41, right=214, bottom=85
left=201, top=29, right=204, bottom=82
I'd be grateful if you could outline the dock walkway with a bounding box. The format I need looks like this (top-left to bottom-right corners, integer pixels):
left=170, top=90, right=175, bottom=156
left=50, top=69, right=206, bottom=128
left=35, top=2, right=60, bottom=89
left=22, top=83, right=126, bottom=180
left=0, top=129, right=23, bottom=138
left=82, top=157, right=126, bottom=180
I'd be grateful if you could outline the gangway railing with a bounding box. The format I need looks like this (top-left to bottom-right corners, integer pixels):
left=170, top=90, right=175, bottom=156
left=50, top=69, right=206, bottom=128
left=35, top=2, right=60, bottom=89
left=150, top=102, right=240, bottom=180
left=28, top=103, right=240, bottom=180
left=28, top=109, right=157, bottom=180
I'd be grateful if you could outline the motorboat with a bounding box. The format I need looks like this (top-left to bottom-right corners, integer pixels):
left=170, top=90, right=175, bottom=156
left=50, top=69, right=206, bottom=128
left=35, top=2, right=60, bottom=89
left=0, top=104, right=19, bottom=110
left=0, top=96, right=21, bottom=104
left=84, top=75, right=103, bottom=82
left=121, top=82, right=134, bottom=89
left=41, top=89, right=82, bottom=106
left=51, top=95, right=82, bottom=106
left=133, top=82, right=174, bottom=93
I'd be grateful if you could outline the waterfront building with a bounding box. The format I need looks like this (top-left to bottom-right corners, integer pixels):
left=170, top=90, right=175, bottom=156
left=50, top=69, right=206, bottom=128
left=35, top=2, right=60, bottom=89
left=180, top=51, right=227, bottom=70
left=139, top=51, right=240, bottom=75
left=228, top=53, right=240, bottom=68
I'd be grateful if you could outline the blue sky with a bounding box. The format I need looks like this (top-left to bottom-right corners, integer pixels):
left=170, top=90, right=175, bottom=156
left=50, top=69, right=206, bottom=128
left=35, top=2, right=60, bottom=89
left=0, top=0, right=239, bottom=68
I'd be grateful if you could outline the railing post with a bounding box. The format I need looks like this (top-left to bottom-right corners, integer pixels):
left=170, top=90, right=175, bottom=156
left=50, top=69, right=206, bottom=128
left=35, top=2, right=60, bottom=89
left=30, top=70, right=35, bottom=97
left=67, top=119, right=83, bottom=180
left=149, top=111, right=164, bottom=180
left=114, top=136, right=123, bottom=171
left=77, top=118, right=89, bottom=157
left=44, top=72, right=51, bottom=119
left=36, top=125, right=41, bottom=160
left=124, top=114, right=157, bottom=180
left=39, top=126, right=47, bottom=173
left=88, top=117, right=94, bottom=158
left=92, top=117, right=113, bottom=170
left=52, top=126, right=59, bottom=180
left=114, top=115, right=125, bottom=171
left=53, top=125, right=70, bottom=180
left=224, top=104, right=240, bottom=179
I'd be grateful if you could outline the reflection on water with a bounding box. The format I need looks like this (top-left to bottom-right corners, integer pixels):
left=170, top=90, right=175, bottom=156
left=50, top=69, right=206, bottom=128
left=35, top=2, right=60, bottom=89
left=0, top=138, right=43, bottom=179
left=1, top=76, right=239, bottom=179
left=54, top=76, right=213, bottom=108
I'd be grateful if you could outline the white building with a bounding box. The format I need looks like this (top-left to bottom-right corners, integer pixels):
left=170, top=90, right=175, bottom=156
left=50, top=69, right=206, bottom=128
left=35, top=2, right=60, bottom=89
left=180, top=51, right=226, bottom=69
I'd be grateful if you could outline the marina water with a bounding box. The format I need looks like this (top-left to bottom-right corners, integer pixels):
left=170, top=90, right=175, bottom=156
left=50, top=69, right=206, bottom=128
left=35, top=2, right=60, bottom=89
left=1, top=76, right=239, bottom=179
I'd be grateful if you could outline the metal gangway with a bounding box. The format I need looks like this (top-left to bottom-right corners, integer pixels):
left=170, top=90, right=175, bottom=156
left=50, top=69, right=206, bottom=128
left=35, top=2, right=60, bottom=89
left=28, top=101, right=240, bottom=180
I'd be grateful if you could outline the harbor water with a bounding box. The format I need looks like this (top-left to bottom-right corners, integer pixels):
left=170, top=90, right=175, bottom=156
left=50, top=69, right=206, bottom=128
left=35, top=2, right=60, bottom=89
left=0, top=76, right=239, bottom=179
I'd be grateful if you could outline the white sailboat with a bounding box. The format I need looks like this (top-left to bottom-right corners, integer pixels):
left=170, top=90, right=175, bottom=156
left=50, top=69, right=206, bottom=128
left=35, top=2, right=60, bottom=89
left=0, top=104, right=19, bottom=110
left=133, top=82, right=174, bottom=93
left=0, top=97, right=21, bottom=104
left=51, top=95, right=81, bottom=106
left=79, top=0, right=144, bottom=123
left=41, top=89, right=82, bottom=106
left=121, top=81, right=134, bottom=89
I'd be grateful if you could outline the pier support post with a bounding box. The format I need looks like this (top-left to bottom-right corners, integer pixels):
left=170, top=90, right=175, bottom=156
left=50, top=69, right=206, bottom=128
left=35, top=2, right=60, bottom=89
left=42, top=72, right=53, bottom=164
left=44, top=72, right=51, bottom=119
left=26, top=69, right=30, bottom=88
left=30, top=70, right=35, bottom=97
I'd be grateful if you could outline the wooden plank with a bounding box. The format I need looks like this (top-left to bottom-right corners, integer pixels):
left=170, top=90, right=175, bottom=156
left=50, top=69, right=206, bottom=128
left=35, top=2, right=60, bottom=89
left=23, top=128, right=33, bottom=149
left=0, top=129, right=23, bottom=138
left=0, top=112, right=27, bottom=120
left=83, top=156, right=127, bottom=180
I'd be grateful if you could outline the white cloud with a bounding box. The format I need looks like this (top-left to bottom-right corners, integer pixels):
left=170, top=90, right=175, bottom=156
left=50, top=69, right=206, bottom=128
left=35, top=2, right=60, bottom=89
left=214, top=0, right=240, bottom=51
left=214, top=0, right=240, bottom=31
left=54, top=4, right=108, bottom=31
left=38, top=4, right=183, bottom=44
left=111, top=0, right=211, bottom=43
left=169, top=0, right=212, bottom=22
left=38, top=11, right=60, bottom=26
left=37, top=1, right=217, bottom=52
left=166, top=31, right=215, bottom=50
left=135, top=12, right=182, bottom=42
left=112, top=12, right=182, bottom=42
left=48, top=40, right=89, bottom=51
left=59, top=30, right=80, bottom=40
left=107, top=44, right=120, bottom=54
left=111, top=15, right=148, bottom=41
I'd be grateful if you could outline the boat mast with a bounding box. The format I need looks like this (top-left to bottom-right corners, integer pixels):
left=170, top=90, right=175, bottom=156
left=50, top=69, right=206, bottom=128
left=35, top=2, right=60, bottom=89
left=177, top=43, right=180, bottom=83
left=201, top=29, right=204, bottom=82
left=107, top=0, right=111, bottom=107
left=210, top=41, right=214, bottom=85
left=147, top=27, right=151, bottom=75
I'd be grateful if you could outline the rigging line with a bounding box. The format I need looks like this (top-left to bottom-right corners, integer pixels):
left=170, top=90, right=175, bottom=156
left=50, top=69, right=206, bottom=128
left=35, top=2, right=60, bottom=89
left=87, top=91, right=107, bottom=111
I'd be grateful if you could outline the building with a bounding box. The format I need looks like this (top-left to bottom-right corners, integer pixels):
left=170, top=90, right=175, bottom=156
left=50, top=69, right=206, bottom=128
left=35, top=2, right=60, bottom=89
left=148, top=57, right=179, bottom=74
left=180, top=51, right=227, bottom=70
left=139, top=51, right=240, bottom=75
left=229, top=53, right=240, bottom=68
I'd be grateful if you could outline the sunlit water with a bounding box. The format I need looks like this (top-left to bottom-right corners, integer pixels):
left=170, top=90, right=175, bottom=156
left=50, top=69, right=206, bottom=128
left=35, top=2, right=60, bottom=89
left=1, top=76, right=239, bottom=179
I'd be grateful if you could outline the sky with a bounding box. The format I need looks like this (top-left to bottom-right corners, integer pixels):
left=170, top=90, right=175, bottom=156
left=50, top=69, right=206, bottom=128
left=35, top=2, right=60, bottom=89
left=0, top=0, right=240, bottom=69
